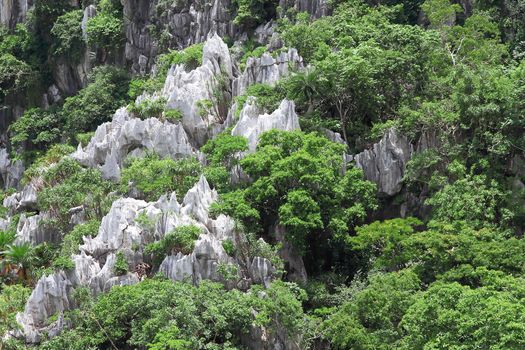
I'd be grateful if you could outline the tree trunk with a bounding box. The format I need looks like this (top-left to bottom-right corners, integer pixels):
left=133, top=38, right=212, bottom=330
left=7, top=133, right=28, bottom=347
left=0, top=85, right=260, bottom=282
left=336, top=100, right=349, bottom=144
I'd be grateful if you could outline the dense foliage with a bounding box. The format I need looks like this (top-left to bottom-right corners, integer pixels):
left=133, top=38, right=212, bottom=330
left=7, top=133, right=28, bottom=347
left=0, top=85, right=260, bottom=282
left=37, top=278, right=306, bottom=350
left=2, top=0, right=525, bottom=348
left=120, top=154, right=203, bottom=201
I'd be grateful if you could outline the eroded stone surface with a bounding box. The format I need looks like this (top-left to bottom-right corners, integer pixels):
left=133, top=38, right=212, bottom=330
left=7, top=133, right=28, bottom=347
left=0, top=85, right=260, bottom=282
left=354, top=129, right=413, bottom=197
left=0, top=148, right=24, bottom=190
left=72, top=108, right=196, bottom=180
left=232, top=48, right=303, bottom=97
left=162, top=33, right=233, bottom=146
left=16, top=177, right=275, bottom=342
left=232, top=98, right=300, bottom=152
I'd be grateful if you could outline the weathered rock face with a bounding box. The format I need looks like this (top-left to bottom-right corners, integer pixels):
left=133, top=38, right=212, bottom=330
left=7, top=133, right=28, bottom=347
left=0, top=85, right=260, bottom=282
left=242, top=323, right=302, bottom=350
left=273, top=224, right=307, bottom=283
left=0, top=0, right=32, bottom=29
left=15, top=213, right=59, bottom=245
left=3, top=183, right=39, bottom=215
left=123, top=0, right=235, bottom=74
left=72, top=108, right=196, bottom=180
left=0, top=148, right=24, bottom=190
left=232, top=48, right=304, bottom=97
left=158, top=176, right=238, bottom=285
left=122, top=0, right=324, bottom=74
left=162, top=33, right=233, bottom=146
left=232, top=98, right=300, bottom=151
left=16, top=176, right=275, bottom=342
left=15, top=271, right=77, bottom=343
left=279, top=0, right=330, bottom=19
left=354, top=129, right=413, bottom=197
left=51, top=55, right=92, bottom=97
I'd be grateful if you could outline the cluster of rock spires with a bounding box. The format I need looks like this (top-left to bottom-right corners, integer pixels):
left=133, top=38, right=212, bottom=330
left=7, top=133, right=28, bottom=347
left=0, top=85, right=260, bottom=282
left=72, top=33, right=303, bottom=180
left=7, top=34, right=306, bottom=344
left=15, top=175, right=279, bottom=343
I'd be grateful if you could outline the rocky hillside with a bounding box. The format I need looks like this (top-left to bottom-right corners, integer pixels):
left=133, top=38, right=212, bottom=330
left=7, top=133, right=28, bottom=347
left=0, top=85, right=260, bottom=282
left=1, top=0, right=525, bottom=349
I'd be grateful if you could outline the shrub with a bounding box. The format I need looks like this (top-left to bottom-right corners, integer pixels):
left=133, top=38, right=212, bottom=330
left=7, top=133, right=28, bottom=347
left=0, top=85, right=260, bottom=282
left=38, top=279, right=306, bottom=349
left=59, top=220, right=101, bottom=259
left=0, top=284, right=31, bottom=335
left=201, top=131, right=248, bottom=167
left=144, top=225, right=202, bottom=265
left=128, top=97, right=167, bottom=120
left=0, top=53, right=35, bottom=99
left=113, top=251, right=129, bottom=275
left=222, top=239, right=235, bottom=256
left=51, top=10, right=84, bottom=60
left=234, top=83, right=284, bottom=117
left=38, top=159, right=114, bottom=232
left=23, top=146, right=77, bottom=184
left=9, top=108, right=63, bottom=150
left=121, top=154, right=202, bottom=201
left=52, top=256, right=75, bottom=270
left=61, top=66, right=130, bottom=137
left=86, top=4, right=123, bottom=51
left=75, top=131, right=95, bottom=147
left=156, top=43, right=204, bottom=81
left=163, top=108, right=183, bottom=123
left=233, top=0, right=279, bottom=29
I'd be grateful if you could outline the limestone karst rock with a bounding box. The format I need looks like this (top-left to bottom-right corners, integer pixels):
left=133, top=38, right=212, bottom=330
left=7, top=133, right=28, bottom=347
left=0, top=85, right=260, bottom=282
left=232, top=98, right=301, bottom=152
left=0, top=148, right=24, bottom=190
left=72, top=108, right=196, bottom=180
left=15, top=212, right=59, bottom=245
left=232, top=48, right=304, bottom=97
left=15, top=176, right=275, bottom=342
left=354, top=129, right=413, bottom=197
left=123, top=0, right=235, bottom=74
left=0, top=0, right=32, bottom=29
left=162, top=33, right=233, bottom=146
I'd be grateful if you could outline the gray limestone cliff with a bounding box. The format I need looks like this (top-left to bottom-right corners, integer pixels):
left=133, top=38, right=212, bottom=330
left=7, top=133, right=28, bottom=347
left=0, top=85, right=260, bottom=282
left=0, top=0, right=32, bottom=29
left=72, top=108, right=196, bottom=180
left=354, top=129, right=413, bottom=197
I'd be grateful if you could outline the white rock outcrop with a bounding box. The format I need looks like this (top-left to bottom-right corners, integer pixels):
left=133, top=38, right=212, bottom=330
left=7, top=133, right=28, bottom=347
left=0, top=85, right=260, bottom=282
left=354, top=129, right=413, bottom=197
left=232, top=98, right=300, bottom=151
left=232, top=48, right=304, bottom=97
left=163, top=33, right=233, bottom=146
left=16, top=176, right=274, bottom=342
left=72, top=108, right=196, bottom=180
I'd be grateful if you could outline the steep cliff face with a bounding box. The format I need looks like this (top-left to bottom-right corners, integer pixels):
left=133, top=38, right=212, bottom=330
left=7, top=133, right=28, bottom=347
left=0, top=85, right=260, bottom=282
left=0, top=0, right=32, bottom=29
left=122, top=0, right=326, bottom=73
left=354, top=129, right=413, bottom=197
left=123, top=0, right=235, bottom=74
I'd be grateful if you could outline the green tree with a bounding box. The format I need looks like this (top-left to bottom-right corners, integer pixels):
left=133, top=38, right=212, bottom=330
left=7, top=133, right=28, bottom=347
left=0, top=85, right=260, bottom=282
left=321, top=269, right=422, bottom=349
left=61, top=66, right=130, bottom=137
left=51, top=10, right=85, bottom=61
left=1, top=243, right=35, bottom=282
left=214, top=130, right=377, bottom=264
left=121, top=154, right=202, bottom=201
